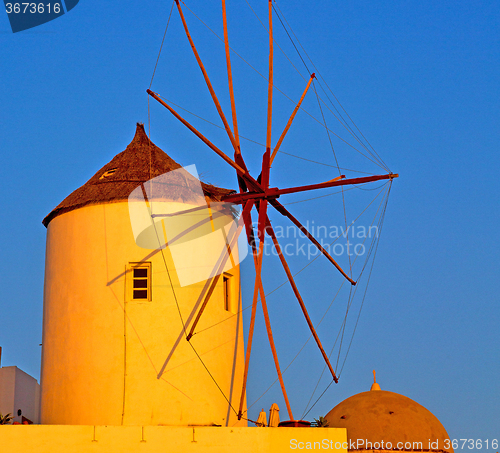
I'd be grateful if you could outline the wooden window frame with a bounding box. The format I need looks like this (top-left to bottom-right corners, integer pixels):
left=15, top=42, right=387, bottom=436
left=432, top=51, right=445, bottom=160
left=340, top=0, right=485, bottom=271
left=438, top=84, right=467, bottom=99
left=128, top=262, right=152, bottom=301
left=223, top=272, right=232, bottom=312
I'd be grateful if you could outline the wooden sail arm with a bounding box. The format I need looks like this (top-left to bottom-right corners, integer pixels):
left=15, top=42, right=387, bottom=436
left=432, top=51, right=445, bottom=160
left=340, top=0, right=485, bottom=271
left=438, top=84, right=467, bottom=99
left=239, top=202, right=294, bottom=421
left=147, top=89, right=267, bottom=196
left=261, top=149, right=271, bottom=190
left=266, top=0, right=273, bottom=154
left=145, top=91, right=393, bottom=285
left=160, top=210, right=227, bottom=249
left=174, top=0, right=239, bottom=153
left=223, top=0, right=251, bottom=192
left=270, top=73, right=316, bottom=165
left=222, top=0, right=241, bottom=155
left=238, top=212, right=264, bottom=419
left=147, top=88, right=275, bottom=199
left=270, top=173, right=398, bottom=196
left=147, top=90, right=246, bottom=175
left=268, top=197, right=356, bottom=285
left=187, top=274, right=221, bottom=342
left=186, top=200, right=253, bottom=341
left=266, top=220, right=339, bottom=383
left=242, top=150, right=296, bottom=421
left=259, top=262, right=294, bottom=421
left=235, top=152, right=250, bottom=193
left=256, top=199, right=295, bottom=419
left=325, top=175, right=345, bottom=183
left=151, top=204, right=223, bottom=219
left=238, top=274, right=259, bottom=419
left=221, top=173, right=398, bottom=204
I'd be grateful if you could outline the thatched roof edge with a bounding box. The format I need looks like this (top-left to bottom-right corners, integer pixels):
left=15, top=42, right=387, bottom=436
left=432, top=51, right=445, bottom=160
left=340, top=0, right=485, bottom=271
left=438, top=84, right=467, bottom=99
left=43, top=123, right=235, bottom=227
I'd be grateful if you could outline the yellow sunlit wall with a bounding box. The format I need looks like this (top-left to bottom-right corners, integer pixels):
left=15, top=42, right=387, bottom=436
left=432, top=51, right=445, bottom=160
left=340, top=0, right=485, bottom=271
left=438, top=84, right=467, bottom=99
left=40, top=200, right=246, bottom=427
left=0, top=426, right=348, bottom=453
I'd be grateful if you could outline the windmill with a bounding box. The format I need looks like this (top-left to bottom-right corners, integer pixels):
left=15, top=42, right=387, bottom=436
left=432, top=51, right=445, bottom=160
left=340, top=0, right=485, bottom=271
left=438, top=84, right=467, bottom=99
left=146, top=0, right=398, bottom=423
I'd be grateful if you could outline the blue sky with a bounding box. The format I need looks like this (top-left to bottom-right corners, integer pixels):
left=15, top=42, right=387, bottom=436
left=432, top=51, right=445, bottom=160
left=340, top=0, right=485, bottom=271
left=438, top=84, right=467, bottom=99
left=1, top=0, right=499, bottom=444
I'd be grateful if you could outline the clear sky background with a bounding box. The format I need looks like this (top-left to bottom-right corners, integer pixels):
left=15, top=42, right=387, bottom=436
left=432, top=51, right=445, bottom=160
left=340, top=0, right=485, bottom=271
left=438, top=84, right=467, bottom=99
left=1, top=0, right=499, bottom=446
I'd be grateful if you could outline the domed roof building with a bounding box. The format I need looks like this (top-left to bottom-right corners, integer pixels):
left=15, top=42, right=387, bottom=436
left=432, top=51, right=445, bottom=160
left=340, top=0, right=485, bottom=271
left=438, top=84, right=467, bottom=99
left=325, top=374, right=453, bottom=453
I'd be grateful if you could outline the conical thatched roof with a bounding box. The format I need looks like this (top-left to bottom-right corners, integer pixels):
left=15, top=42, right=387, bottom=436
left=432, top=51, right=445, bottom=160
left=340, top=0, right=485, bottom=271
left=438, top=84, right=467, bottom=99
left=43, top=123, right=235, bottom=227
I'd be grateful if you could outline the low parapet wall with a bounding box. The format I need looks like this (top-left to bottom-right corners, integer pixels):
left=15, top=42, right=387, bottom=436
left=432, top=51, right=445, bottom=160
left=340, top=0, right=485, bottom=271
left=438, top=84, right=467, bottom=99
left=0, top=425, right=347, bottom=453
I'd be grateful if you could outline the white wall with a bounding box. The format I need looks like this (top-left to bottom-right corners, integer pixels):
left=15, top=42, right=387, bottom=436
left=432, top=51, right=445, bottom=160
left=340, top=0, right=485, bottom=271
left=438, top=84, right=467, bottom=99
left=0, top=367, right=15, bottom=420
left=0, top=366, right=40, bottom=424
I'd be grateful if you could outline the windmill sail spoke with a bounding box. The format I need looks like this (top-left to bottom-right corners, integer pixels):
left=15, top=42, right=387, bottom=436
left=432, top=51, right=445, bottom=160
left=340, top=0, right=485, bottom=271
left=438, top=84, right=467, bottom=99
left=147, top=89, right=271, bottom=196
left=266, top=219, right=339, bottom=383
left=258, top=248, right=294, bottom=421
left=186, top=201, right=252, bottom=341
left=221, top=173, right=398, bottom=204
left=237, top=266, right=260, bottom=420
left=239, top=200, right=294, bottom=421
left=143, top=94, right=378, bottom=286
left=235, top=152, right=250, bottom=193
left=222, top=0, right=241, bottom=157
left=238, top=208, right=265, bottom=420
left=174, top=0, right=238, bottom=153
left=249, top=149, right=294, bottom=420
left=147, top=90, right=247, bottom=176
left=268, top=198, right=356, bottom=285
left=144, top=1, right=400, bottom=424
left=269, top=173, right=398, bottom=196
left=257, top=200, right=295, bottom=418
left=270, top=73, right=316, bottom=165
left=261, top=150, right=271, bottom=190
left=266, top=0, right=274, bottom=156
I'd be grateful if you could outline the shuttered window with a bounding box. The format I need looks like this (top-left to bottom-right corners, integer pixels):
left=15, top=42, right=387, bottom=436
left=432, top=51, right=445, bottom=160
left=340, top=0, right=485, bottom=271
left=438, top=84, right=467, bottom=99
left=129, top=263, right=151, bottom=301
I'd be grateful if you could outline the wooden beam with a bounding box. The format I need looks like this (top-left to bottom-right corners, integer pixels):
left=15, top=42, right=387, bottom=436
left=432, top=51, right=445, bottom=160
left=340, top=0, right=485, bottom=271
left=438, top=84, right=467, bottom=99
left=175, top=0, right=238, bottom=153
left=147, top=90, right=246, bottom=175
left=266, top=0, right=274, bottom=153
left=238, top=224, right=262, bottom=419
left=268, top=173, right=399, bottom=197
left=147, top=88, right=374, bottom=285
left=239, top=205, right=294, bottom=419
left=222, top=0, right=241, bottom=155
left=258, top=248, right=294, bottom=420
left=270, top=73, right=315, bottom=164
left=266, top=220, right=338, bottom=383
left=268, top=198, right=356, bottom=285
left=186, top=201, right=252, bottom=341
left=221, top=173, right=398, bottom=204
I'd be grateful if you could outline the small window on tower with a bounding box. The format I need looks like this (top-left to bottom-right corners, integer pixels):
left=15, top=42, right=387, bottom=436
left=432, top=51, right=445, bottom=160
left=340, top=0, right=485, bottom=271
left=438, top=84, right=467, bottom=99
left=223, top=273, right=231, bottom=312
left=128, top=262, right=152, bottom=301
